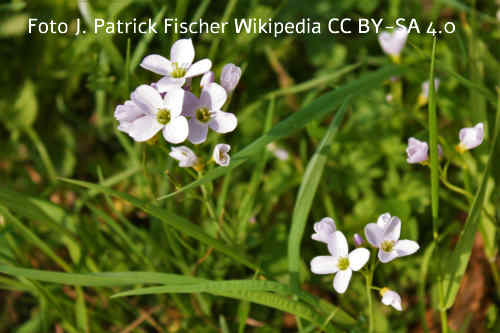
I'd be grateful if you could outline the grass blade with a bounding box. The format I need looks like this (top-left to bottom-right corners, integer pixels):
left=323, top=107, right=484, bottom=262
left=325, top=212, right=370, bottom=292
left=288, top=98, right=350, bottom=289
left=428, top=37, right=439, bottom=239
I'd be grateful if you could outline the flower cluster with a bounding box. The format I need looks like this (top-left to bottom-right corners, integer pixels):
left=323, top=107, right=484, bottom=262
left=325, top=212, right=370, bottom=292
left=310, top=213, right=419, bottom=311
left=114, top=39, right=242, bottom=168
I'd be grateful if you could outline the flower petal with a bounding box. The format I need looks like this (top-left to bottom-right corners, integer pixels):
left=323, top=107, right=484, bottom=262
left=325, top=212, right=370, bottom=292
left=128, top=115, right=163, bottom=142
left=162, top=116, right=188, bottom=144
left=131, top=85, right=164, bottom=115
left=140, top=54, right=172, bottom=76
left=348, top=248, right=370, bottom=271
left=378, top=249, right=398, bottom=263
left=156, top=77, right=186, bottom=93
left=201, top=83, right=227, bottom=110
left=333, top=269, right=352, bottom=294
left=186, top=59, right=212, bottom=78
left=208, top=111, right=237, bottom=134
left=170, top=38, right=195, bottom=68
left=310, top=256, right=339, bottom=275
left=181, top=90, right=201, bottom=117
left=376, top=213, right=392, bottom=228
left=394, top=240, right=420, bottom=257
left=328, top=231, right=348, bottom=257
left=383, top=216, right=401, bottom=242
left=187, top=118, right=209, bottom=144
left=364, top=223, right=383, bottom=248
left=163, top=88, right=185, bottom=118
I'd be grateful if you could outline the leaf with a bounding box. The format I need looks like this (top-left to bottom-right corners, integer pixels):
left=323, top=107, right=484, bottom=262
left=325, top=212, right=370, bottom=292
left=428, top=37, right=439, bottom=238
left=59, top=178, right=261, bottom=272
left=158, top=64, right=412, bottom=200
left=441, top=90, right=500, bottom=309
left=13, top=79, right=38, bottom=129
left=288, top=98, right=350, bottom=289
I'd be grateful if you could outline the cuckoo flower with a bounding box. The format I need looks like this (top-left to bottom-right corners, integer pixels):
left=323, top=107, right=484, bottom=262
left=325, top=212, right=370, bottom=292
left=364, top=213, right=419, bottom=263
left=169, top=146, right=198, bottom=168
left=200, top=71, right=214, bottom=88
left=267, top=143, right=289, bottom=161
left=406, top=138, right=442, bottom=164
left=220, top=63, right=242, bottom=92
left=115, top=85, right=189, bottom=143
left=311, top=217, right=336, bottom=244
left=141, top=39, right=212, bottom=92
left=213, top=143, right=231, bottom=167
left=353, top=233, right=364, bottom=247
left=378, top=27, right=408, bottom=60
left=184, top=83, right=238, bottom=144
left=380, top=288, right=403, bottom=311
left=457, top=122, right=484, bottom=153
left=310, top=231, right=370, bottom=294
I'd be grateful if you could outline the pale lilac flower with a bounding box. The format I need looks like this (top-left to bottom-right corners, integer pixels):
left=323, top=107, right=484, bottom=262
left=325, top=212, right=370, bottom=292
left=169, top=146, right=198, bottom=168
left=380, top=288, right=403, bottom=311
left=406, top=138, right=442, bottom=164
left=353, top=233, right=364, bottom=246
left=378, top=27, right=408, bottom=58
left=141, top=39, right=212, bottom=93
left=311, top=217, right=336, bottom=244
left=421, top=79, right=440, bottom=98
left=114, top=85, right=189, bottom=143
left=311, top=231, right=370, bottom=294
left=457, top=123, right=484, bottom=153
left=386, top=94, right=393, bottom=103
left=364, top=213, right=419, bottom=263
left=220, top=63, right=242, bottom=92
left=213, top=143, right=231, bottom=167
left=200, top=71, right=214, bottom=88
left=184, top=83, right=237, bottom=144
left=267, top=143, right=289, bottom=161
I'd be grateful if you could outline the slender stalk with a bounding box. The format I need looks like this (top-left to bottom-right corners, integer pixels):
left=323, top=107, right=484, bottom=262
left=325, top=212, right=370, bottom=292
left=366, top=269, right=374, bottom=333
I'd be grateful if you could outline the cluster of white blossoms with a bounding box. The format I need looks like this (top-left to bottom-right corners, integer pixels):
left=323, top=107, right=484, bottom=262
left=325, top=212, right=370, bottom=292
left=114, top=38, right=242, bottom=168
left=406, top=123, right=484, bottom=164
left=310, top=214, right=419, bottom=311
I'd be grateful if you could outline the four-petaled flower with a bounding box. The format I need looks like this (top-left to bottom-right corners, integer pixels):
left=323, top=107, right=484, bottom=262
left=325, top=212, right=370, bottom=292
left=406, top=138, right=442, bottom=164
left=380, top=288, right=403, bottom=311
left=457, top=122, right=484, bottom=153
left=377, top=27, right=408, bottom=59
left=311, top=217, right=336, bottom=244
left=169, top=146, right=198, bottom=168
left=311, top=231, right=370, bottom=294
left=184, top=83, right=238, bottom=144
left=115, top=85, right=189, bottom=143
left=213, top=143, right=231, bottom=167
left=364, top=213, right=419, bottom=263
left=141, top=39, right=212, bottom=93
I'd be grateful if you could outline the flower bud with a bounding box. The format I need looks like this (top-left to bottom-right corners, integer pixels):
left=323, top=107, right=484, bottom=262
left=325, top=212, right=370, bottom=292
left=220, top=63, right=241, bottom=92
left=380, top=288, right=403, bottom=311
left=213, top=144, right=231, bottom=167
left=353, top=233, right=364, bottom=246
left=311, top=217, right=336, bottom=244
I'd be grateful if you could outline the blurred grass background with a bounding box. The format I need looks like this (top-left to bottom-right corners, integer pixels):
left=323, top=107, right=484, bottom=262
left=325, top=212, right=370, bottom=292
left=0, top=0, right=500, bottom=332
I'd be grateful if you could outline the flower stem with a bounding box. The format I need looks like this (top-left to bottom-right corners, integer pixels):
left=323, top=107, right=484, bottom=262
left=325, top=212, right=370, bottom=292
left=365, top=267, right=374, bottom=333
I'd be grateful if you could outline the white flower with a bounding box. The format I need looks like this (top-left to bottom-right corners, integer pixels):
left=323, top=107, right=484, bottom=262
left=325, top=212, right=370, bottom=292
left=421, top=79, right=440, bottom=98
left=200, top=71, right=214, bottom=88
left=184, top=83, right=238, bottom=144
left=220, top=63, right=242, bottom=92
left=310, top=231, right=370, bottom=294
left=114, top=85, right=189, bottom=143
left=380, top=288, right=403, bottom=311
left=140, top=39, right=212, bottom=93
left=406, top=138, right=442, bottom=164
left=457, top=122, right=484, bottom=153
left=364, top=213, right=419, bottom=263
left=213, top=144, right=231, bottom=167
left=311, top=217, right=336, bottom=244
left=169, top=146, right=198, bottom=168
left=378, top=27, right=408, bottom=57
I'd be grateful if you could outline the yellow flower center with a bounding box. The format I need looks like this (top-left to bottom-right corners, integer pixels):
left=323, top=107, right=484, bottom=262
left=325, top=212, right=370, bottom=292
left=380, top=287, right=389, bottom=296
left=337, top=257, right=350, bottom=271
left=196, top=107, right=211, bottom=123
left=455, top=143, right=467, bottom=154
left=157, top=108, right=171, bottom=125
left=171, top=63, right=186, bottom=78
left=381, top=240, right=395, bottom=252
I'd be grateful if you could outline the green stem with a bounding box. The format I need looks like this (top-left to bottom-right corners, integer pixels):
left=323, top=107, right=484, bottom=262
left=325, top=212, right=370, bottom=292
left=24, top=126, right=57, bottom=183
left=365, top=268, right=374, bottom=333
left=440, top=175, right=473, bottom=200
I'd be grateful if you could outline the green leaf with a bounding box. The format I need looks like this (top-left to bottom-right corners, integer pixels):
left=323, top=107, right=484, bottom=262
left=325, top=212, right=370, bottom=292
left=441, top=91, right=500, bottom=309
left=13, top=79, right=38, bottom=129
left=428, top=37, right=439, bottom=239
left=158, top=64, right=413, bottom=200
left=59, top=178, right=261, bottom=272
left=288, top=98, right=350, bottom=289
